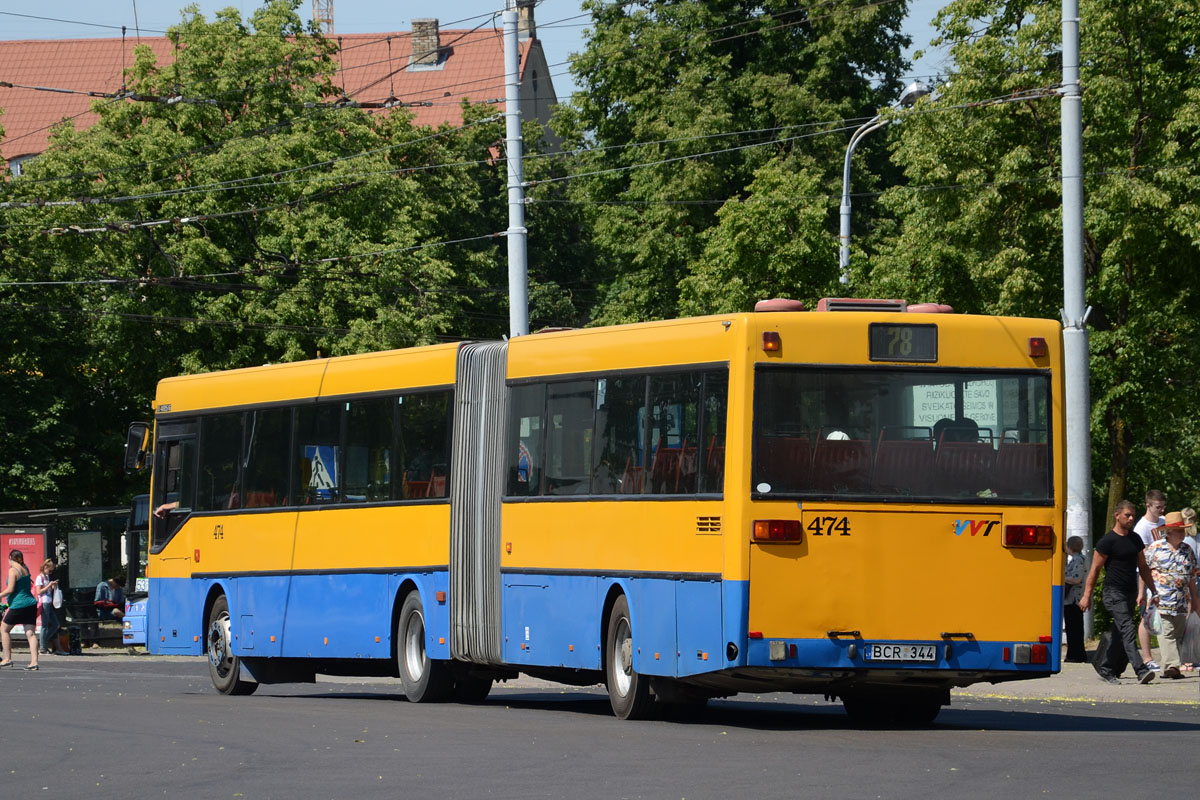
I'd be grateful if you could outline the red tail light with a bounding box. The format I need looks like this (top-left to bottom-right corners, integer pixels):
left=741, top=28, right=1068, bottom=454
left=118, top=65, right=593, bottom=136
left=1004, top=525, right=1054, bottom=548
left=1031, top=644, right=1048, bottom=664
left=753, top=520, right=802, bottom=543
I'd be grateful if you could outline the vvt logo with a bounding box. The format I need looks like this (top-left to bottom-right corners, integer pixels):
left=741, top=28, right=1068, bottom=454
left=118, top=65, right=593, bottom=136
left=954, top=519, right=999, bottom=537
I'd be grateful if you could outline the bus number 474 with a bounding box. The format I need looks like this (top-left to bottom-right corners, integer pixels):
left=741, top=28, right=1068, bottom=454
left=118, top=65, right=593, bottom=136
left=807, top=516, right=850, bottom=536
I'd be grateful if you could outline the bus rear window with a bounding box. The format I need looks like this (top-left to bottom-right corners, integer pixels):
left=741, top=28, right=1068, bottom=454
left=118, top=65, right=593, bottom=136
left=752, top=367, right=1052, bottom=503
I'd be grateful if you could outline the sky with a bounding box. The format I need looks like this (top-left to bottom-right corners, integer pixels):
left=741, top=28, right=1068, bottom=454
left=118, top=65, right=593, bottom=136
left=0, top=0, right=952, bottom=101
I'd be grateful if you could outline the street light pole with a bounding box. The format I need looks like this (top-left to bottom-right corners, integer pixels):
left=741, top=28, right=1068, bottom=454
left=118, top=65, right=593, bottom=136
left=838, top=81, right=931, bottom=285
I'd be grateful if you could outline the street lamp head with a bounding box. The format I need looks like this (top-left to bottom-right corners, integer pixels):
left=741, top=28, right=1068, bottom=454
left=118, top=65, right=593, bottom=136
left=898, top=80, right=931, bottom=107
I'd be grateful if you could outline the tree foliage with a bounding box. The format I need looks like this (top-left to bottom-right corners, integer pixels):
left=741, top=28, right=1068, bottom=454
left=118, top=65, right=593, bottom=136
left=0, top=0, right=573, bottom=508
left=551, top=0, right=911, bottom=322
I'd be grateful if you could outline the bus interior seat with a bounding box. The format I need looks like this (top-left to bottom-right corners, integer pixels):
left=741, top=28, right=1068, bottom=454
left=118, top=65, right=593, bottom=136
left=993, top=442, right=1048, bottom=496
left=811, top=435, right=871, bottom=493
left=936, top=441, right=997, bottom=494
left=675, top=439, right=698, bottom=493
left=620, top=457, right=645, bottom=494
left=704, top=436, right=725, bottom=488
left=649, top=437, right=682, bottom=493
left=872, top=438, right=934, bottom=495
left=757, top=435, right=812, bottom=492
left=427, top=466, right=448, bottom=498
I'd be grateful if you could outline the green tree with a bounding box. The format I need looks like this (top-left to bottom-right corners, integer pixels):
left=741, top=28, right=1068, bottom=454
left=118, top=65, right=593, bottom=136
left=551, top=0, right=911, bottom=322
left=0, top=0, right=568, bottom=508
left=869, top=0, right=1200, bottom=522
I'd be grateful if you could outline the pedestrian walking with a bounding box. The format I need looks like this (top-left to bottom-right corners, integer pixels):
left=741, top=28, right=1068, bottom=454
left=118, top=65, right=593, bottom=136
left=1080, top=500, right=1158, bottom=684
left=0, top=550, right=40, bottom=670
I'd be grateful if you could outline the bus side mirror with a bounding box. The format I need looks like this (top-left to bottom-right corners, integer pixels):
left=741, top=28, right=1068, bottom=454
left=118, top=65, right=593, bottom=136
left=125, top=422, right=151, bottom=472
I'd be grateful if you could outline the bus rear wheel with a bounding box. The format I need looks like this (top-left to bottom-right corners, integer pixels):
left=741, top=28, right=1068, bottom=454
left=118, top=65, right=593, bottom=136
left=206, top=595, right=257, bottom=696
left=604, top=595, right=654, bottom=720
left=842, top=689, right=942, bottom=727
left=397, top=592, right=452, bottom=702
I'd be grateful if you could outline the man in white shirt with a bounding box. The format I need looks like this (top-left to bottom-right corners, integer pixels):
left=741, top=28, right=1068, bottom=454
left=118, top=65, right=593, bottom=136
left=1133, top=489, right=1166, bottom=669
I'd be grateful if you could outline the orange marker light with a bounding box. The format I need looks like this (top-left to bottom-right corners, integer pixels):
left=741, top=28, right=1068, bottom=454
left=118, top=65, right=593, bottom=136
left=375, top=636, right=381, bottom=643
left=439, top=637, right=445, bottom=644
left=270, top=635, right=276, bottom=642
left=436, top=590, right=446, bottom=603
left=323, top=637, right=328, bottom=645
left=762, top=331, right=782, bottom=352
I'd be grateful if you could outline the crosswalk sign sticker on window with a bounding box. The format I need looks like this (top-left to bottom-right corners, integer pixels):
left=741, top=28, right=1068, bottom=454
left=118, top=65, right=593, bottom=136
left=306, top=445, right=338, bottom=500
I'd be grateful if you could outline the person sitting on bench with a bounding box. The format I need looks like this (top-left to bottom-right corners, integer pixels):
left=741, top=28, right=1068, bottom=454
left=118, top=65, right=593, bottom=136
left=94, top=577, right=126, bottom=622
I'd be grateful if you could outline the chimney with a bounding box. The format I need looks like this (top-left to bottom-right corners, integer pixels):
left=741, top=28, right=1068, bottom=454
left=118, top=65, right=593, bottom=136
left=411, top=18, right=440, bottom=66
left=517, top=0, right=536, bottom=41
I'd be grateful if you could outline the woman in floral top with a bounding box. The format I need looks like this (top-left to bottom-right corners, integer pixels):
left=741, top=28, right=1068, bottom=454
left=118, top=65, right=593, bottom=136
left=1144, top=512, right=1200, bottom=678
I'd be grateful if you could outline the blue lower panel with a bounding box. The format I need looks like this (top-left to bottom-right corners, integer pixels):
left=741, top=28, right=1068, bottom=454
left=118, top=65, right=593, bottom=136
left=147, top=571, right=450, bottom=661
left=499, top=573, right=726, bottom=678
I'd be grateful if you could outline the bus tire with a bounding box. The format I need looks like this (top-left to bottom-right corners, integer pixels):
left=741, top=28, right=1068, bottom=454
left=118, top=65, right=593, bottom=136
left=397, top=592, right=451, bottom=702
left=206, top=595, right=258, bottom=696
left=453, top=674, right=493, bottom=704
left=604, top=594, right=654, bottom=720
left=842, top=689, right=942, bottom=727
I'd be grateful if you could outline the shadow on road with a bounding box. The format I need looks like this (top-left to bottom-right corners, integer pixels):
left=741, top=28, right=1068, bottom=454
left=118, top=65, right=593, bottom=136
left=254, top=684, right=1200, bottom=735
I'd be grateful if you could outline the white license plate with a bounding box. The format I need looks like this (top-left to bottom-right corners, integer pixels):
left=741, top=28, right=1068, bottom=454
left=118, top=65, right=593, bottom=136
left=865, top=643, right=937, bottom=662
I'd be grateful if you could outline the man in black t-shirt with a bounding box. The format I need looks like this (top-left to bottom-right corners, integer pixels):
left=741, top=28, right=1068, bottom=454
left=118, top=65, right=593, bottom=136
left=1081, top=500, right=1160, bottom=683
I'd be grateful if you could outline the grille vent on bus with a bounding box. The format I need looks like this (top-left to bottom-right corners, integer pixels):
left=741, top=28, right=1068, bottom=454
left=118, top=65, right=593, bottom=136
left=696, top=516, right=722, bottom=533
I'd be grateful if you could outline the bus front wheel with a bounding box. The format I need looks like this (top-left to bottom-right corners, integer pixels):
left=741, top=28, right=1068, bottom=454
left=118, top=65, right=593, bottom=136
left=397, top=592, right=452, bottom=702
left=604, top=595, right=654, bottom=720
left=206, top=595, right=257, bottom=696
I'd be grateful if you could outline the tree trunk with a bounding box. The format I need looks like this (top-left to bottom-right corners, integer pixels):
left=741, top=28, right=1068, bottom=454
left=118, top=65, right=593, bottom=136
left=1104, top=413, right=1130, bottom=534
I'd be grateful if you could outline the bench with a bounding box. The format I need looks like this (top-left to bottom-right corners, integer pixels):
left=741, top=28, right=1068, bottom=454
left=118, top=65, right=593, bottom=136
left=63, top=603, right=124, bottom=647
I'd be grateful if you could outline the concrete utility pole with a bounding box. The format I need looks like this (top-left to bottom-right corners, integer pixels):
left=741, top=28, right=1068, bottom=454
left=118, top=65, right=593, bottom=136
left=503, top=2, right=529, bottom=337
left=1060, top=0, right=1092, bottom=633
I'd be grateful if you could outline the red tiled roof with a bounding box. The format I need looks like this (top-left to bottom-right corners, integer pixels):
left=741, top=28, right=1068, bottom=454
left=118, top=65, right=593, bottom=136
left=0, top=31, right=536, bottom=162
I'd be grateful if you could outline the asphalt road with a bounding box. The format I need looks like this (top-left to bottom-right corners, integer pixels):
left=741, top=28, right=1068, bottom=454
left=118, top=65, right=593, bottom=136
left=5, top=653, right=1197, bottom=799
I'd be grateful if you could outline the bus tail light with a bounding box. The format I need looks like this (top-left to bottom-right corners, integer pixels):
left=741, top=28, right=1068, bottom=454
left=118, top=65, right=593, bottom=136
left=753, top=520, right=801, bottom=543
left=1003, top=525, right=1054, bottom=548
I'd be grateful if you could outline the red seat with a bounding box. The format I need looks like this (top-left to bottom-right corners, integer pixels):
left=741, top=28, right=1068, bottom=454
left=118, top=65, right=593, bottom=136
left=620, top=457, right=644, bottom=494
left=810, top=438, right=871, bottom=493
left=993, top=442, right=1048, bottom=497
left=936, top=442, right=997, bottom=496
left=757, top=436, right=812, bottom=492
left=704, top=439, right=725, bottom=491
left=873, top=439, right=934, bottom=495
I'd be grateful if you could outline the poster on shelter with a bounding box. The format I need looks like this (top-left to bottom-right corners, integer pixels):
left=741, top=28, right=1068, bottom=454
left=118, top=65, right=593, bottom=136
left=0, top=530, right=46, bottom=591
left=67, top=531, right=102, bottom=589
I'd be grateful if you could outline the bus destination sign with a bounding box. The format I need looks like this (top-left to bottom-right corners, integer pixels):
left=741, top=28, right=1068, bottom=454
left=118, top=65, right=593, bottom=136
left=868, top=323, right=938, bottom=363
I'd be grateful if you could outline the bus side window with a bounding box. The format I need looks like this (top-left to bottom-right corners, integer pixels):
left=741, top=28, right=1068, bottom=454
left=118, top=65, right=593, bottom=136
left=699, top=370, right=729, bottom=493
left=398, top=391, right=451, bottom=500
left=507, top=384, right=545, bottom=497
left=592, top=375, right=647, bottom=496
left=152, top=433, right=196, bottom=548
left=243, top=407, right=292, bottom=507
left=197, top=414, right=244, bottom=511
left=296, top=404, right=341, bottom=504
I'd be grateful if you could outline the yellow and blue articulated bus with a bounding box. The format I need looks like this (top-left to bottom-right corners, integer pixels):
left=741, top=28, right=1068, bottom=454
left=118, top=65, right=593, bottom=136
left=127, top=298, right=1064, bottom=724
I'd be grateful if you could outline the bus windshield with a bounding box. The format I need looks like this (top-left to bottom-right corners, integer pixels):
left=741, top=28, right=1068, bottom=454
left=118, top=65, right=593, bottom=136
left=753, top=366, right=1052, bottom=503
